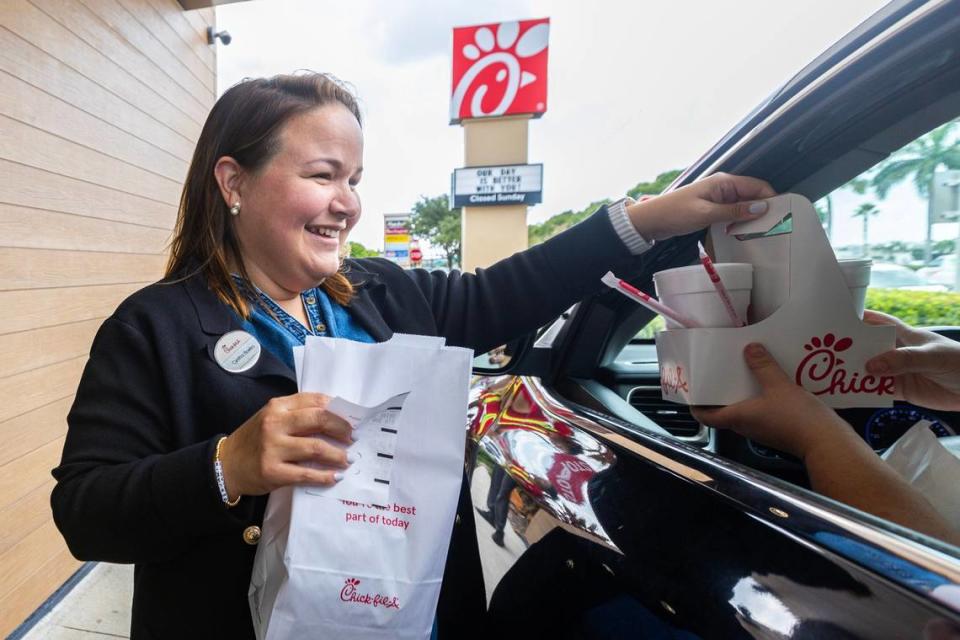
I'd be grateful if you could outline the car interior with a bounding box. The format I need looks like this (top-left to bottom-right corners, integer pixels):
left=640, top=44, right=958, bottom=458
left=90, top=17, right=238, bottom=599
left=483, top=7, right=960, bottom=497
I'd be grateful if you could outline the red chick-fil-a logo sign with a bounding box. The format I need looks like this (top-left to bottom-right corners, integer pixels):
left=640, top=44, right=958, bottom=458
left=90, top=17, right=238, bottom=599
left=450, top=18, right=550, bottom=123
left=340, top=578, right=400, bottom=610
left=794, top=333, right=894, bottom=397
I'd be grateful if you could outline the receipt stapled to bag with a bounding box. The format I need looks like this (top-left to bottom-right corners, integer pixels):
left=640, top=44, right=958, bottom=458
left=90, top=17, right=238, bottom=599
left=305, top=392, right=410, bottom=506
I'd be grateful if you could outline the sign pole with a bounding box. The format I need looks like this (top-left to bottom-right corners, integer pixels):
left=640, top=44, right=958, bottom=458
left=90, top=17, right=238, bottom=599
left=461, top=116, right=530, bottom=271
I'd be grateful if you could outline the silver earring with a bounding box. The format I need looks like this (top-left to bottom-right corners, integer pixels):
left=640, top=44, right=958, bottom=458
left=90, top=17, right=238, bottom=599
left=229, top=201, right=241, bottom=216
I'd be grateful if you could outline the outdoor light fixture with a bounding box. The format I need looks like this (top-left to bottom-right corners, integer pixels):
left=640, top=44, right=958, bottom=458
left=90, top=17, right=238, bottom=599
left=207, top=27, right=232, bottom=46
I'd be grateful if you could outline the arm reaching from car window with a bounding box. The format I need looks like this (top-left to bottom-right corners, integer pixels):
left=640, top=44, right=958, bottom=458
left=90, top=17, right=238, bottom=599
left=864, top=310, right=960, bottom=411
left=692, top=343, right=960, bottom=546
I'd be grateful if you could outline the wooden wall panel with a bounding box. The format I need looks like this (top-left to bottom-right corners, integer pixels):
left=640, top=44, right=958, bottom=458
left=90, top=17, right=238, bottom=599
left=0, top=0, right=203, bottom=141
left=148, top=0, right=215, bottom=73
left=35, top=0, right=212, bottom=119
left=0, top=0, right=215, bottom=633
left=0, top=358, right=87, bottom=425
left=1, top=319, right=103, bottom=379
left=0, top=29, right=195, bottom=160
left=114, top=0, right=216, bottom=96
left=0, top=204, right=172, bottom=254
left=0, top=548, right=81, bottom=635
left=0, top=479, right=57, bottom=556
left=0, top=398, right=73, bottom=468
left=0, top=283, right=146, bottom=334
left=0, top=159, right=177, bottom=228
left=0, top=439, right=66, bottom=513
left=78, top=0, right=214, bottom=107
left=0, top=520, right=76, bottom=605
left=0, top=114, right=181, bottom=205
left=0, top=70, right=189, bottom=182
left=0, top=248, right=167, bottom=290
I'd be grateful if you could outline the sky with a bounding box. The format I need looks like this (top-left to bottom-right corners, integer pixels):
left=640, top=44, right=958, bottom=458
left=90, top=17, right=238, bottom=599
left=214, top=0, right=921, bottom=253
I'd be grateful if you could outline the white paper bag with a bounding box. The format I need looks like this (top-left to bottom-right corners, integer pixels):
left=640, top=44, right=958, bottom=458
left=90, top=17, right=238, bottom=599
left=249, top=335, right=473, bottom=640
left=882, top=423, right=960, bottom=529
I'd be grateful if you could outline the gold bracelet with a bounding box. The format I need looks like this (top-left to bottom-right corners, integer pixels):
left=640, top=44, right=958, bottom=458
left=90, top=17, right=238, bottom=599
left=214, top=436, right=241, bottom=507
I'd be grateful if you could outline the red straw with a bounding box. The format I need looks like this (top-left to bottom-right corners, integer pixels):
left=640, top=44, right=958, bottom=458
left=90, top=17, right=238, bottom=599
left=697, top=242, right=745, bottom=327
left=601, top=272, right=699, bottom=329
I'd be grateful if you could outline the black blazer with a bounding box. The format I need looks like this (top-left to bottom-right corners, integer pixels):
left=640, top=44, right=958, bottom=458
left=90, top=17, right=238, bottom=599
left=51, top=209, right=638, bottom=639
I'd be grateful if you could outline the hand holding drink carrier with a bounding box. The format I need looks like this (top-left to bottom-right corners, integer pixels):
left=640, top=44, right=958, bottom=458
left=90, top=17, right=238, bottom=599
left=651, top=193, right=896, bottom=408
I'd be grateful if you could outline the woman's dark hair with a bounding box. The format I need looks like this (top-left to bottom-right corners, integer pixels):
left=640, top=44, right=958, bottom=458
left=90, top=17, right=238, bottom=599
left=165, top=72, right=362, bottom=317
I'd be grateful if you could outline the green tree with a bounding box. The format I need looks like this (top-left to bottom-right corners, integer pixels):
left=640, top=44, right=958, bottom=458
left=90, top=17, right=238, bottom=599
left=528, top=199, right=610, bottom=245
left=870, top=120, right=960, bottom=262
left=626, top=169, right=683, bottom=200
left=852, top=202, right=879, bottom=257
left=872, top=121, right=960, bottom=198
left=816, top=178, right=870, bottom=243
left=847, top=177, right=870, bottom=196
left=348, top=241, right=379, bottom=258
left=933, top=239, right=956, bottom=257
left=528, top=169, right=683, bottom=246
left=410, top=195, right=461, bottom=269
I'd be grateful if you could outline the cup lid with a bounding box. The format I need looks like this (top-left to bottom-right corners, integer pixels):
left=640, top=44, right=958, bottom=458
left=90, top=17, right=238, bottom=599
left=653, top=263, right=753, bottom=296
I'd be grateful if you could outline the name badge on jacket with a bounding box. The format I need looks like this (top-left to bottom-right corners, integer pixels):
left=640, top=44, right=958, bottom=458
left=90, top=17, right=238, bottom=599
left=214, top=330, right=261, bottom=373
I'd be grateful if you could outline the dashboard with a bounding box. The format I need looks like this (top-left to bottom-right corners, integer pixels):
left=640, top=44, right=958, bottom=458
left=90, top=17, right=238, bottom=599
left=839, top=404, right=957, bottom=451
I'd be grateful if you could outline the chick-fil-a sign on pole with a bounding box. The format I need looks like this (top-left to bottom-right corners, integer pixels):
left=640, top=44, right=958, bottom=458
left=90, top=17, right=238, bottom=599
left=450, top=18, right=550, bottom=124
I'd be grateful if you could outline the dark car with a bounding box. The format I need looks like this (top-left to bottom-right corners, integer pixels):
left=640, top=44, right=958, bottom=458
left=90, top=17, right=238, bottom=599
left=466, top=1, right=960, bottom=638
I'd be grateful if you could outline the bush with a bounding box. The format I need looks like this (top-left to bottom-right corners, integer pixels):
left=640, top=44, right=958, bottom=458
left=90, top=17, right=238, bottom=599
left=864, top=288, right=960, bottom=326
left=633, top=288, right=960, bottom=340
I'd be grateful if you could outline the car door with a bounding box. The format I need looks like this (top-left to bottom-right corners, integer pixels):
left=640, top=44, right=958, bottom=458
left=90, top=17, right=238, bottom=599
left=467, top=2, right=960, bottom=638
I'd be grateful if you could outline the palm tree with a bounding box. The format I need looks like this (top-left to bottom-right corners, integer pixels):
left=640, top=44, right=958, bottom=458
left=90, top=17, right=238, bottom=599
left=816, top=178, right=870, bottom=243
left=852, top=203, right=879, bottom=257
left=870, top=120, right=960, bottom=263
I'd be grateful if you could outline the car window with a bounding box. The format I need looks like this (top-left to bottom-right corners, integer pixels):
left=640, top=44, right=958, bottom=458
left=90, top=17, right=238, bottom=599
left=634, top=118, right=960, bottom=341
left=818, top=118, right=960, bottom=327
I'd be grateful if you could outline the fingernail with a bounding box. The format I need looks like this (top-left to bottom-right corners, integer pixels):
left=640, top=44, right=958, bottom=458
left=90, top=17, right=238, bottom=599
left=866, top=358, right=888, bottom=373
left=748, top=201, right=768, bottom=215
left=347, top=452, right=357, bottom=464
left=746, top=343, right=766, bottom=358
left=350, top=432, right=359, bottom=442
left=334, top=472, right=344, bottom=482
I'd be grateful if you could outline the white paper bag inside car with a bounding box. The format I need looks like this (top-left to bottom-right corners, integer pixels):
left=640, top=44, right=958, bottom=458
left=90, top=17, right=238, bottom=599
left=655, top=193, right=896, bottom=407
left=249, top=334, right=474, bottom=640
left=882, top=423, right=960, bottom=530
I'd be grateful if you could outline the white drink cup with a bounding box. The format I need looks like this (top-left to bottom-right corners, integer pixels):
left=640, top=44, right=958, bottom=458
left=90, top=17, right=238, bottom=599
left=838, top=258, right=872, bottom=319
left=653, top=263, right=753, bottom=329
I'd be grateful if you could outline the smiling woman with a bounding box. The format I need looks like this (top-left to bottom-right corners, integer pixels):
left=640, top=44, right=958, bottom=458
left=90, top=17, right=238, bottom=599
left=49, top=71, right=775, bottom=639
left=214, top=105, right=363, bottom=314
left=167, top=73, right=364, bottom=318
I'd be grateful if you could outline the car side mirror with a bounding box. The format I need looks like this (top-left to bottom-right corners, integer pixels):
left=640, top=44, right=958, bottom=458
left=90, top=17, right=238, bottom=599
left=472, top=334, right=536, bottom=375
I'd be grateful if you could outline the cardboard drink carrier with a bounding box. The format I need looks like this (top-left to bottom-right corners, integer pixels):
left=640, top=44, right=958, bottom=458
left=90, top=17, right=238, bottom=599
left=655, top=193, right=897, bottom=408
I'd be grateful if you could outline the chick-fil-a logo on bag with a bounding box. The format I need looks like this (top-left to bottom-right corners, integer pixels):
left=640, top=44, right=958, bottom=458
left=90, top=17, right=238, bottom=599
left=340, top=578, right=400, bottom=609
left=450, top=18, right=550, bottom=123
left=794, top=333, right=894, bottom=397
left=661, top=364, right=690, bottom=395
